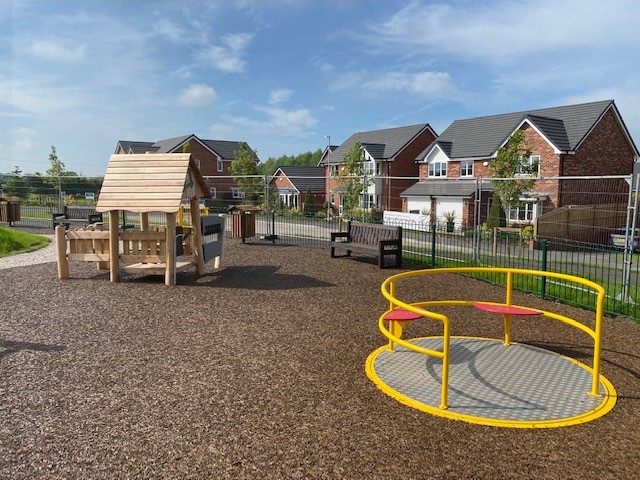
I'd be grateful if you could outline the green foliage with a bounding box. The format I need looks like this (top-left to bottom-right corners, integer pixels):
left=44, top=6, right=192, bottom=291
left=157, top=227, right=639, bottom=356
left=488, top=130, right=535, bottom=217
left=182, top=142, right=191, bottom=153
left=257, top=149, right=323, bottom=176
left=46, top=146, right=66, bottom=178
left=229, top=142, right=261, bottom=201
left=486, top=196, right=504, bottom=229
left=339, top=138, right=366, bottom=219
left=0, top=227, right=50, bottom=257
left=303, top=187, right=314, bottom=215
left=521, top=225, right=534, bottom=240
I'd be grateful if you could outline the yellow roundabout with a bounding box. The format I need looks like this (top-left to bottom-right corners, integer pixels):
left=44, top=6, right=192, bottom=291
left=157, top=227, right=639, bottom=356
left=367, top=267, right=617, bottom=428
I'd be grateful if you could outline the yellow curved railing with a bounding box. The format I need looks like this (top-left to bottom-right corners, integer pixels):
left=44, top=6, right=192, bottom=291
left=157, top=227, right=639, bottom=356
left=379, top=267, right=606, bottom=410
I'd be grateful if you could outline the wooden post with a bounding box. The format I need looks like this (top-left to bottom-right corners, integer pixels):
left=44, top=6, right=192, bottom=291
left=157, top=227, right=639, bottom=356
left=109, top=210, right=120, bottom=282
left=165, top=212, right=177, bottom=285
left=94, top=222, right=109, bottom=270
left=140, top=212, right=149, bottom=231
left=189, top=197, right=205, bottom=275
left=55, top=225, right=69, bottom=279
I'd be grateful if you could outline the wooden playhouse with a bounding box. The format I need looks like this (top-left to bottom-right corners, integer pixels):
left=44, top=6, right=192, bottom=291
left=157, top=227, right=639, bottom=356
left=55, top=153, right=224, bottom=285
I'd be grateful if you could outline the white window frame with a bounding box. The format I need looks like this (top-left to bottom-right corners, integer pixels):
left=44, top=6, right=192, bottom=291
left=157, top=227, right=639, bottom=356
left=330, top=164, right=339, bottom=176
left=217, top=158, right=224, bottom=172
left=460, top=160, right=473, bottom=177
left=194, top=158, right=201, bottom=170
left=508, top=198, right=538, bottom=223
left=428, top=159, right=447, bottom=177
left=232, top=188, right=245, bottom=199
left=209, top=187, right=217, bottom=199
left=364, top=161, right=375, bottom=176
left=517, top=154, right=540, bottom=176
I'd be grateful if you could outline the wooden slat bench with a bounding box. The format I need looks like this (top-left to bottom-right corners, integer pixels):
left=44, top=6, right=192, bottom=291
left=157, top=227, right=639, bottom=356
left=330, top=221, right=403, bottom=269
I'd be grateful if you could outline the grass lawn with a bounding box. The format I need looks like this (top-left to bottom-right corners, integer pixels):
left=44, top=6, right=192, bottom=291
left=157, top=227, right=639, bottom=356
left=0, top=227, right=50, bottom=257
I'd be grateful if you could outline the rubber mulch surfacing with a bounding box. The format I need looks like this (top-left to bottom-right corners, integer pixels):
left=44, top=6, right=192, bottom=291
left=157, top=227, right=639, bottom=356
left=1, top=239, right=639, bottom=479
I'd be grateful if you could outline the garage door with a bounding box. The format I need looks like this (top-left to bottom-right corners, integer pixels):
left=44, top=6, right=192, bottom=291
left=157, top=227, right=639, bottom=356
left=435, top=197, right=464, bottom=228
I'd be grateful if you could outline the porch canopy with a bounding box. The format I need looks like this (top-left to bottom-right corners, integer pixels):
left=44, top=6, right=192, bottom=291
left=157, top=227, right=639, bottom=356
left=96, top=153, right=209, bottom=214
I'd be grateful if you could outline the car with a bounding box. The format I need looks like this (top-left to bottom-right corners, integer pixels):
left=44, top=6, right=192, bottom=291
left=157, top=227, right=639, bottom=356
left=610, top=228, right=640, bottom=250
left=85, top=192, right=96, bottom=202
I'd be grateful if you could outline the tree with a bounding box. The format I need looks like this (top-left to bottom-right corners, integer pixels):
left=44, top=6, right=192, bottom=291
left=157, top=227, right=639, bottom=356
left=182, top=142, right=191, bottom=153
left=488, top=130, right=535, bottom=224
left=229, top=142, right=261, bottom=202
left=339, top=138, right=366, bottom=219
left=45, top=146, right=67, bottom=207
left=257, top=149, right=323, bottom=176
left=303, top=187, right=314, bottom=216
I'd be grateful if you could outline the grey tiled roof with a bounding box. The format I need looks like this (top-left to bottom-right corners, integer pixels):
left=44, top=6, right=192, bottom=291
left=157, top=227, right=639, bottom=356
left=322, top=124, right=432, bottom=165
left=116, top=141, right=156, bottom=154
left=153, top=135, right=192, bottom=153
left=274, top=166, right=325, bottom=192
left=401, top=180, right=491, bottom=197
left=362, top=143, right=386, bottom=159
left=201, top=139, right=248, bottom=160
left=115, top=135, right=256, bottom=161
left=417, top=100, right=614, bottom=160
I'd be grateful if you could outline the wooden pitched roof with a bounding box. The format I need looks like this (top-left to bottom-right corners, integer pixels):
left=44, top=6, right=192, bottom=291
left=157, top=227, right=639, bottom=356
left=96, top=153, right=210, bottom=213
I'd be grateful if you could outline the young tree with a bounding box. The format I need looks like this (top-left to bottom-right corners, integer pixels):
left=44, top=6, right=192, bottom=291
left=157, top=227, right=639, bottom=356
left=182, top=142, right=191, bottom=153
left=338, top=138, right=365, bottom=219
left=488, top=130, right=535, bottom=223
left=229, top=142, right=261, bottom=202
left=46, top=146, right=67, bottom=207
left=303, top=187, right=314, bottom=215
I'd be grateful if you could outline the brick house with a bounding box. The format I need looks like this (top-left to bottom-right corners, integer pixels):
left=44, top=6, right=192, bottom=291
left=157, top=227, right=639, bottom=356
left=318, top=124, right=437, bottom=213
left=115, top=134, right=258, bottom=203
left=401, top=100, right=639, bottom=228
left=269, top=166, right=325, bottom=211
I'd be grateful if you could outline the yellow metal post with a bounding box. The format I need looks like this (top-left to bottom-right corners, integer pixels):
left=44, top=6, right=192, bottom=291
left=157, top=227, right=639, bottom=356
left=439, top=320, right=450, bottom=410
left=388, top=281, right=397, bottom=351
left=177, top=206, right=185, bottom=226
left=591, top=292, right=605, bottom=396
left=503, top=271, right=513, bottom=345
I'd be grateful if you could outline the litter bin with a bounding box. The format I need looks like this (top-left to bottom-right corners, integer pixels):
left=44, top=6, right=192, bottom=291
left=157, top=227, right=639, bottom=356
left=227, top=205, right=260, bottom=243
left=0, top=197, right=21, bottom=226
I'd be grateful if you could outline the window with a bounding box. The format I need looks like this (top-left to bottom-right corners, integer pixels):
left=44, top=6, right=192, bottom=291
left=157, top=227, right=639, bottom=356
left=375, top=162, right=381, bottom=176
left=209, top=187, right=216, bottom=199
left=517, top=155, right=540, bottom=176
left=508, top=199, right=538, bottom=222
left=194, top=158, right=201, bottom=170
left=232, top=188, right=245, bottom=199
left=428, top=160, right=447, bottom=177
left=364, top=161, right=375, bottom=176
left=460, top=160, right=473, bottom=177
left=360, top=194, right=379, bottom=209
left=217, top=159, right=224, bottom=172
left=330, top=164, right=339, bottom=176
left=330, top=193, right=336, bottom=204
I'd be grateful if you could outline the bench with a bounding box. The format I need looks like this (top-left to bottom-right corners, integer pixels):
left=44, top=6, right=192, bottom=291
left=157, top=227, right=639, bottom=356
left=330, top=221, right=402, bottom=269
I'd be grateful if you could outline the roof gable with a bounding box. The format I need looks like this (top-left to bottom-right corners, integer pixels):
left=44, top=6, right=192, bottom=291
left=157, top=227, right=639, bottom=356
left=273, top=166, right=325, bottom=191
left=325, top=124, right=431, bottom=164
left=423, top=100, right=614, bottom=159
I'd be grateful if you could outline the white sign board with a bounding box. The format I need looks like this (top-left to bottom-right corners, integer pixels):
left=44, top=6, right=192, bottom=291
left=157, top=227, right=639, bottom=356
left=383, top=211, right=431, bottom=232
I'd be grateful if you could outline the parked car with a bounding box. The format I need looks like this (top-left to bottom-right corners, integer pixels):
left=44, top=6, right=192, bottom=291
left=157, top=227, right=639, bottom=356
left=610, top=228, right=640, bottom=250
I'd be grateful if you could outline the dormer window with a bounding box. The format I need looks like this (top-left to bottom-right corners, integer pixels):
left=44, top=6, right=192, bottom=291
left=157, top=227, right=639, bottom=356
left=517, top=155, right=540, bottom=176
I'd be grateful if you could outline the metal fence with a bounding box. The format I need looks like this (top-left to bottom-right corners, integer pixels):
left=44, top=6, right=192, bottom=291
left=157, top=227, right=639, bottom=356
left=2, top=172, right=639, bottom=320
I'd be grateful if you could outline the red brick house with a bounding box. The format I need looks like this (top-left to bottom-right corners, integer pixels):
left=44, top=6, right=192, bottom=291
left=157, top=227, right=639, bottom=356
left=269, top=166, right=325, bottom=211
left=115, top=134, right=258, bottom=202
left=401, top=100, right=639, bottom=228
left=319, top=124, right=437, bottom=213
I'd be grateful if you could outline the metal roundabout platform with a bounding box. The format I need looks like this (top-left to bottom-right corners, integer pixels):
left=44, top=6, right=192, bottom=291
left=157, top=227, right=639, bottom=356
left=366, top=336, right=616, bottom=428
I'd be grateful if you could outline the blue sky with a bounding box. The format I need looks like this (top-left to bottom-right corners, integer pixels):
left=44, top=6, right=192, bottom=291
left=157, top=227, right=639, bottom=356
left=1, top=0, right=639, bottom=176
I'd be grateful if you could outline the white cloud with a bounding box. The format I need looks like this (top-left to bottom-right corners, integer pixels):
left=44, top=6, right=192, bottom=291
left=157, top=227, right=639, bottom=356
left=330, top=70, right=454, bottom=98
left=29, top=39, right=87, bottom=62
left=369, top=0, right=640, bottom=63
left=196, top=32, right=254, bottom=73
left=268, top=88, right=292, bottom=104
left=215, top=104, right=318, bottom=138
left=13, top=127, right=39, bottom=150
left=178, top=84, right=218, bottom=107
left=154, top=19, right=185, bottom=43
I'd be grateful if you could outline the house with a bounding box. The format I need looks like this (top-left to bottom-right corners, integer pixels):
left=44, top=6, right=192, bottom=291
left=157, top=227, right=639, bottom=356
left=317, top=145, right=339, bottom=166
left=402, top=100, right=639, bottom=228
left=319, top=124, right=437, bottom=213
left=269, top=166, right=325, bottom=210
left=115, top=134, right=258, bottom=202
